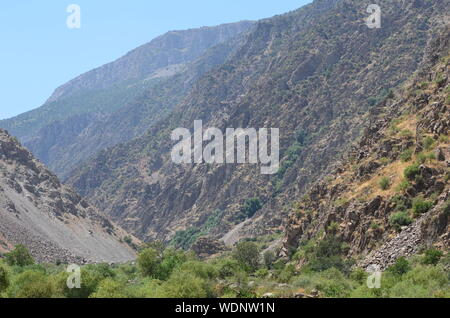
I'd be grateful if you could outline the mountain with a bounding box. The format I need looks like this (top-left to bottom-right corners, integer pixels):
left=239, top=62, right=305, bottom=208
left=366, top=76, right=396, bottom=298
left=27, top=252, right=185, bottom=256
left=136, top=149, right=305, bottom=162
left=282, top=26, right=450, bottom=269
left=0, top=21, right=254, bottom=177
left=0, top=129, right=136, bottom=263
left=66, top=0, right=449, bottom=249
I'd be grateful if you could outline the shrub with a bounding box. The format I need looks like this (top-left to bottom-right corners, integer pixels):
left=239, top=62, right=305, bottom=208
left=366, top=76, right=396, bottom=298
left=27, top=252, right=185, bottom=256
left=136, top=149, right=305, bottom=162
left=395, top=179, right=411, bottom=192
left=416, top=152, right=426, bottom=164
left=214, top=258, right=241, bottom=279
left=239, top=198, right=263, bottom=219
left=56, top=264, right=115, bottom=298
left=137, top=248, right=161, bottom=278
left=263, top=250, right=276, bottom=269
left=388, top=257, right=411, bottom=276
left=233, top=241, right=260, bottom=272
left=90, top=278, right=128, bottom=298
left=390, top=195, right=409, bottom=211
left=0, top=265, right=9, bottom=293
left=389, top=211, right=412, bottom=231
left=179, top=261, right=218, bottom=280
left=379, top=177, right=391, bottom=190
left=404, top=164, right=420, bottom=180
left=306, top=237, right=352, bottom=273
left=157, top=248, right=189, bottom=280
left=5, top=245, right=35, bottom=267
left=400, top=149, right=413, bottom=162
left=422, top=248, right=443, bottom=265
left=9, top=270, right=57, bottom=298
left=423, top=136, right=435, bottom=150
left=412, top=197, right=433, bottom=216
left=163, top=271, right=209, bottom=298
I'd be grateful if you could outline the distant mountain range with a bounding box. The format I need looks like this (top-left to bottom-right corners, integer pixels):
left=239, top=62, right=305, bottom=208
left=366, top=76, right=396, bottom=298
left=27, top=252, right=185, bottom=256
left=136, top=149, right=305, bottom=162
left=0, top=21, right=253, bottom=178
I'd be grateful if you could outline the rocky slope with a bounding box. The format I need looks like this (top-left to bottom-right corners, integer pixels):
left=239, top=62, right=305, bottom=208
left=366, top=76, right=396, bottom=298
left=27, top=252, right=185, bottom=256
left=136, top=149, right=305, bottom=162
left=67, top=0, right=449, bottom=248
left=0, top=21, right=253, bottom=177
left=0, top=129, right=136, bottom=263
left=282, top=27, right=450, bottom=269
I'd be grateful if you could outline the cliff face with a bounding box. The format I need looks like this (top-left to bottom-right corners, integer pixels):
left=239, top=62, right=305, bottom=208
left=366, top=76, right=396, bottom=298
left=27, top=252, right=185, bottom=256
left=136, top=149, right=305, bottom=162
left=0, top=21, right=253, bottom=178
left=67, top=0, right=449, bottom=247
left=283, top=27, right=450, bottom=269
left=0, top=129, right=136, bottom=263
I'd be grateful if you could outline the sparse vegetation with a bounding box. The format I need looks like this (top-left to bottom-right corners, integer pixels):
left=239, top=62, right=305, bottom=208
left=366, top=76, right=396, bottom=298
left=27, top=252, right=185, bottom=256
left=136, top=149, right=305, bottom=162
left=422, top=248, right=443, bottom=265
left=5, top=245, right=35, bottom=267
left=404, top=164, right=420, bottom=180
left=412, top=197, right=434, bottom=216
left=379, top=176, right=391, bottom=190
left=389, top=211, right=413, bottom=231
left=400, top=149, right=413, bottom=162
left=0, top=242, right=447, bottom=298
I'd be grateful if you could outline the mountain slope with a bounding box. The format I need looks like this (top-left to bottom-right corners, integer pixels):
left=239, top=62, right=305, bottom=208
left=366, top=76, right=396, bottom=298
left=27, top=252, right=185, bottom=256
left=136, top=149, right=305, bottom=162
left=282, top=27, right=450, bottom=269
left=0, top=129, right=136, bottom=263
left=0, top=21, right=253, bottom=177
left=67, top=0, right=449, bottom=247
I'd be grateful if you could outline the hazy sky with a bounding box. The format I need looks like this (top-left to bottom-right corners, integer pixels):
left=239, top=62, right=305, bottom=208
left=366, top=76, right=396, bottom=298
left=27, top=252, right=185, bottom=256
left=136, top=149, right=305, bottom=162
left=0, top=1, right=311, bottom=120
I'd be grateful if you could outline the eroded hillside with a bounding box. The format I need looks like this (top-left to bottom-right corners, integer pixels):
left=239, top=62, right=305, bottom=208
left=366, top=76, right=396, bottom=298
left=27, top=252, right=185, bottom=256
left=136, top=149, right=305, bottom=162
left=67, top=0, right=449, bottom=249
left=282, top=27, right=450, bottom=269
left=0, top=129, right=137, bottom=263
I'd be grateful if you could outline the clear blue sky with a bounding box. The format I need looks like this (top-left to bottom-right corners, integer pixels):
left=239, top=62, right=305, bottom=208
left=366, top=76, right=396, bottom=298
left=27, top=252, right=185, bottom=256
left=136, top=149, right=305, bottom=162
left=0, top=1, right=311, bottom=120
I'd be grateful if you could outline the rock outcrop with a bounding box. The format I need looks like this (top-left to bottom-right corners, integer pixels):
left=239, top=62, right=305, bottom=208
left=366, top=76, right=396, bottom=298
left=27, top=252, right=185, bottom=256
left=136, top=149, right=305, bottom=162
left=282, top=27, right=450, bottom=269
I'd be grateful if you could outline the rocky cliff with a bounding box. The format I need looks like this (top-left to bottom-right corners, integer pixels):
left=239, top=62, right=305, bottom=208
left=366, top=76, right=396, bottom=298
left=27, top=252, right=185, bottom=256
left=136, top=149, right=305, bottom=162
left=0, top=129, right=137, bottom=263
left=282, top=26, right=450, bottom=269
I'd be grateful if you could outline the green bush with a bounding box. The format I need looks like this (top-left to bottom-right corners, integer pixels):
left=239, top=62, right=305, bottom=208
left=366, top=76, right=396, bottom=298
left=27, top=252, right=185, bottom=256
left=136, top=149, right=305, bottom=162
left=395, top=179, right=411, bottom=192
left=379, top=177, right=391, bottom=190
left=8, top=270, right=57, bottom=298
left=0, top=265, right=9, bottom=293
left=5, top=245, right=35, bottom=267
left=239, top=198, right=263, bottom=219
left=263, top=250, right=276, bottom=269
left=422, top=248, right=443, bottom=265
left=388, top=257, right=411, bottom=276
left=404, top=164, right=420, bottom=180
left=423, top=136, right=435, bottom=150
left=412, top=197, right=434, bottom=216
left=389, top=211, right=412, bottom=231
left=90, top=278, right=128, bottom=298
left=233, top=241, right=260, bottom=272
left=137, top=248, right=161, bottom=278
left=400, top=149, right=413, bottom=162
left=163, top=271, right=210, bottom=298
left=305, top=237, right=352, bottom=273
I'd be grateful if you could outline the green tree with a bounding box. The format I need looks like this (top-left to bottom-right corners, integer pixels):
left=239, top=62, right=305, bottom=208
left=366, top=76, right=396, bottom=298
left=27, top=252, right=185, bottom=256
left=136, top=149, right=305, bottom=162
left=0, top=265, right=9, bottom=293
left=163, top=271, right=209, bottom=298
left=240, top=198, right=262, bottom=219
left=137, top=248, right=161, bottom=278
left=388, top=257, right=410, bottom=276
left=233, top=241, right=260, bottom=272
left=5, top=245, right=35, bottom=267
